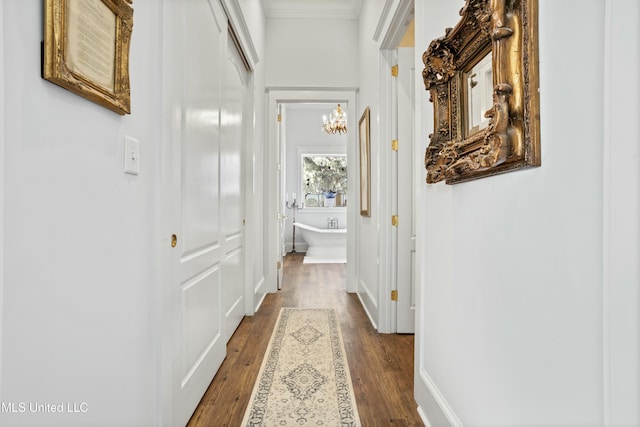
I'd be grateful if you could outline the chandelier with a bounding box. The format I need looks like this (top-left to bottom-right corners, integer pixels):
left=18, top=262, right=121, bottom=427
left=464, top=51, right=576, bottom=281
left=322, top=104, right=347, bottom=134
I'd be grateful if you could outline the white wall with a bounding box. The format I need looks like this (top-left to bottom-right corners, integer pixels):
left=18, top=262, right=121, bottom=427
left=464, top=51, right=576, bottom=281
left=0, top=1, right=162, bottom=426
left=283, top=105, right=347, bottom=251
left=265, top=18, right=359, bottom=88
left=355, top=0, right=387, bottom=328
left=0, top=1, right=268, bottom=426
left=414, top=0, right=640, bottom=426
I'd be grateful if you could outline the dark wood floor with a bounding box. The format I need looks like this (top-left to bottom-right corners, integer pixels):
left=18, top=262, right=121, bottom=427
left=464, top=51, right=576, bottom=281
left=187, top=252, right=424, bottom=426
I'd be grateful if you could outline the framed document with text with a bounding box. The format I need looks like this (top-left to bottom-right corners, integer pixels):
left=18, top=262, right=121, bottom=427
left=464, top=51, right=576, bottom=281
left=43, top=0, right=133, bottom=115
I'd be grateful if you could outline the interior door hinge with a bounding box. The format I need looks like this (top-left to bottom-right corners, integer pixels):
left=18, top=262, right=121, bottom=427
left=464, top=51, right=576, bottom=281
left=277, top=114, right=282, bottom=122
left=391, top=139, right=398, bottom=151
left=391, top=64, right=398, bottom=77
left=277, top=261, right=282, bottom=269
left=391, top=290, right=398, bottom=301
left=391, top=215, right=398, bottom=227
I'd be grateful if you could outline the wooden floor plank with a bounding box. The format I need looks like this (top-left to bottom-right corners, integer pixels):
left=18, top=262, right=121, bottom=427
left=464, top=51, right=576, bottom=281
left=187, top=252, right=424, bottom=426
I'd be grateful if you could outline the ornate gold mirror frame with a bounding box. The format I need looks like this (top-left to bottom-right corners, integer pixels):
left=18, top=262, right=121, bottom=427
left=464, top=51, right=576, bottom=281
left=422, top=0, right=540, bottom=184
left=43, top=0, right=133, bottom=115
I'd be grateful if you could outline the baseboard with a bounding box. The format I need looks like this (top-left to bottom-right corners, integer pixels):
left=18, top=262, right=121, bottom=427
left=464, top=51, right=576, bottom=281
left=417, top=405, right=432, bottom=427
left=253, top=276, right=267, bottom=313
left=356, top=290, right=377, bottom=331
left=286, top=242, right=308, bottom=253
left=253, top=276, right=266, bottom=294
left=419, top=367, right=463, bottom=427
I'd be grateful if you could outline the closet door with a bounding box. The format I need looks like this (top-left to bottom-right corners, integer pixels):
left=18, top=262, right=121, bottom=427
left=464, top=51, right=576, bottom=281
left=220, top=28, right=248, bottom=342
left=163, top=0, right=227, bottom=424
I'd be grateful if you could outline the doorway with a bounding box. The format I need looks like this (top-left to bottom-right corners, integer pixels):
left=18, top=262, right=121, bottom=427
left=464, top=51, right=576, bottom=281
left=281, top=103, right=348, bottom=265
left=266, top=90, right=358, bottom=294
left=379, top=8, right=416, bottom=334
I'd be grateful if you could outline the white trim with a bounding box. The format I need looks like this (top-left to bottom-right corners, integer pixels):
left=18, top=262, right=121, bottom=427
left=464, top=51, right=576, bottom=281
left=374, top=0, right=414, bottom=334
left=262, top=10, right=359, bottom=19
left=0, top=0, right=5, bottom=403
left=374, top=0, right=414, bottom=49
left=266, top=89, right=358, bottom=294
left=253, top=276, right=266, bottom=294
left=417, top=406, right=433, bottom=427
left=602, top=1, right=613, bottom=424
left=266, top=86, right=359, bottom=93
left=219, top=0, right=260, bottom=68
left=356, top=291, right=378, bottom=331
left=253, top=276, right=267, bottom=312
left=267, top=92, right=280, bottom=293
left=373, top=0, right=395, bottom=42
left=285, top=242, right=309, bottom=253
left=602, top=1, right=640, bottom=425
left=159, top=0, right=185, bottom=422
left=377, top=49, right=395, bottom=333
left=158, top=0, right=177, bottom=422
left=420, top=368, right=464, bottom=427
left=242, top=53, right=257, bottom=316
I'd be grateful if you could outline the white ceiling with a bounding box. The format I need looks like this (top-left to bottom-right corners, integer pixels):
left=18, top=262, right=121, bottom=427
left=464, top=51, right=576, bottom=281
left=262, top=0, right=362, bottom=19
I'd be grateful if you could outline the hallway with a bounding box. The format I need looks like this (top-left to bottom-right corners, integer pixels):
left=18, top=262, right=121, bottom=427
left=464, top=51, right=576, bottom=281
left=187, top=253, right=423, bottom=426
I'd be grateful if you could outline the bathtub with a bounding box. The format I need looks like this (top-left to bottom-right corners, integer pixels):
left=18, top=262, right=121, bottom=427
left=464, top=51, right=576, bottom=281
left=293, top=222, right=346, bottom=263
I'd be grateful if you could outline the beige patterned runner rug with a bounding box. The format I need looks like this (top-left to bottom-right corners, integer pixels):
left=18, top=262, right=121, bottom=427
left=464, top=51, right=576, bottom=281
left=241, top=308, right=361, bottom=426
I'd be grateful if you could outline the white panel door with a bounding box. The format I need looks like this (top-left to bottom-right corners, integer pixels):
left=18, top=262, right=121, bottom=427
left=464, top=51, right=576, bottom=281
left=277, top=104, right=285, bottom=289
left=221, top=31, right=247, bottom=342
left=164, top=1, right=227, bottom=425
left=396, top=48, right=416, bottom=333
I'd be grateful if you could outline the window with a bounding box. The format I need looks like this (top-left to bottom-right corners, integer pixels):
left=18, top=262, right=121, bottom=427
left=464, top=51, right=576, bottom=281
left=301, top=154, right=347, bottom=208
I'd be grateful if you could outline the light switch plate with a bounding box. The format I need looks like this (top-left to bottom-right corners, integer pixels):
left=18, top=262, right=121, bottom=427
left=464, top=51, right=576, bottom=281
left=124, top=136, right=139, bottom=175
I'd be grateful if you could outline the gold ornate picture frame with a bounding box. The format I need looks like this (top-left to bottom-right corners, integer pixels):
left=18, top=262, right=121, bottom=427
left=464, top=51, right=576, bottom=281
left=359, top=107, right=371, bottom=217
left=43, top=0, right=133, bottom=115
left=422, top=0, right=540, bottom=184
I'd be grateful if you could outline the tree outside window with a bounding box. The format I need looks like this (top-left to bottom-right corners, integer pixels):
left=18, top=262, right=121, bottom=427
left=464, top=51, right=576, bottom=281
left=302, top=155, right=347, bottom=207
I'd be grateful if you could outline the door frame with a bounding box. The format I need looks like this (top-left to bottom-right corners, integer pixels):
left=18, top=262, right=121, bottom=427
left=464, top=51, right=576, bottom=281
left=0, top=0, right=5, bottom=396
left=395, top=46, right=416, bottom=333
left=266, top=89, right=357, bottom=293
left=602, top=0, right=640, bottom=424
left=277, top=103, right=284, bottom=289
left=375, top=0, right=414, bottom=333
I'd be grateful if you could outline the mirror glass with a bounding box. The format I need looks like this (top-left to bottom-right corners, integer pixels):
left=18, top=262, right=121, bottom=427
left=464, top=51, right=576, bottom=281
left=301, top=155, right=347, bottom=208
left=465, top=52, right=493, bottom=136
